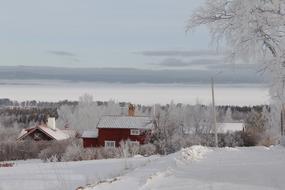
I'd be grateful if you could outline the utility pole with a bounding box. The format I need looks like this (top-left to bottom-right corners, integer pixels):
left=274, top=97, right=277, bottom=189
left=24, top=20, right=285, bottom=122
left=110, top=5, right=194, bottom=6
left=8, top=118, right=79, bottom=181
left=281, top=104, right=284, bottom=136
left=280, top=75, right=285, bottom=137
left=211, top=77, right=218, bottom=147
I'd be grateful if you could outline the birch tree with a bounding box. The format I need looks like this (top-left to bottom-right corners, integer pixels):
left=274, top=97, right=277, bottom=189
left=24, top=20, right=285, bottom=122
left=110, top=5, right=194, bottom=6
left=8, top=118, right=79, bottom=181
left=188, top=0, right=285, bottom=134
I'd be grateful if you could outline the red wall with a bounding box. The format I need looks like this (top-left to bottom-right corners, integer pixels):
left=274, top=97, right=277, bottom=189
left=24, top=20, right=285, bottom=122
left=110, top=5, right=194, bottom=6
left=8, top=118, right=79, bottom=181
left=83, top=138, right=99, bottom=148
left=83, top=128, right=150, bottom=148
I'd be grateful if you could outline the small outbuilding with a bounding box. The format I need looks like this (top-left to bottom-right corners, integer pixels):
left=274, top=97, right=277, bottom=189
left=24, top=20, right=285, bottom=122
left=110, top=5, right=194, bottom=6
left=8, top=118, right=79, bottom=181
left=217, top=122, right=244, bottom=133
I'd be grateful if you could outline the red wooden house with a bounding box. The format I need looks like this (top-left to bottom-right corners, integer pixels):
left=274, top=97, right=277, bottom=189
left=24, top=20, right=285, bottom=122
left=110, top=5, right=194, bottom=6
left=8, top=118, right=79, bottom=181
left=82, top=106, right=153, bottom=148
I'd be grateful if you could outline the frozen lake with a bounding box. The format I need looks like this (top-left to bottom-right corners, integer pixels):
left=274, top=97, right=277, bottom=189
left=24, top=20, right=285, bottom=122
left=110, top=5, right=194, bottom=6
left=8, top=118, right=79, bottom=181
left=0, top=80, right=269, bottom=106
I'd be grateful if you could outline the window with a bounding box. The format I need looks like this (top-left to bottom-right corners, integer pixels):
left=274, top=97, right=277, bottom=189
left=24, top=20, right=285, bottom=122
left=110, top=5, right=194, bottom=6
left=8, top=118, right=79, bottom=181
left=130, top=129, right=140, bottom=136
left=105, top=141, right=116, bottom=148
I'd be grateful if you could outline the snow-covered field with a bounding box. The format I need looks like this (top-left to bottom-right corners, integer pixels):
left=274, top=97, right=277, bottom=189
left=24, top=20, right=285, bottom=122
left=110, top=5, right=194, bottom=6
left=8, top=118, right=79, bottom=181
left=0, top=81, right=268, bottom=105
left=0, top=156, right=160, bottom=190
left=83, top=146, right=285, bottom=190
left=1, top=146, right=285, bottom=190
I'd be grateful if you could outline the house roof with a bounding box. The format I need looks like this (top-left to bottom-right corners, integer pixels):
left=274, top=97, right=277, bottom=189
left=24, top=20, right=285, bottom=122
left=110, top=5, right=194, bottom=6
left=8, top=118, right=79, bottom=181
left=217, top=123, right=244, bottom=133
left=61, top=129, right=77, bottom=138
left=82, top=130, right=98, bottom=138
left=97, top=116, right=153, bottom=129
left=17, top=125, right=70, bottom=141
left=39, top=125, right=70, bottom=140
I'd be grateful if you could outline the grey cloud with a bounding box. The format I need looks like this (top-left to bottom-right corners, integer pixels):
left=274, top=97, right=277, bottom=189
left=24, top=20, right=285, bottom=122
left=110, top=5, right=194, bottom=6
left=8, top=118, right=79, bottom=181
left=151, top=58, right=222, bottom=67
left=138, top=50, right=225, bottom=57
left=156, top=58, right=191, bottom=67
left=48, top=50, right=77, bottom=57
left=47, top=50, right=80, bottom=64
left=207, top=63, right=260, bottom=70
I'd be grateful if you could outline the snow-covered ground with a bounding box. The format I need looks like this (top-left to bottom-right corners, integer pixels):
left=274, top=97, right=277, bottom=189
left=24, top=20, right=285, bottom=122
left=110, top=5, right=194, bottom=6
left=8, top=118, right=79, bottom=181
left=0, top=156, right=159, bottom=190
left=1, top=146, right=285, bottom=190
left=83, top=146, right=285, bottom=190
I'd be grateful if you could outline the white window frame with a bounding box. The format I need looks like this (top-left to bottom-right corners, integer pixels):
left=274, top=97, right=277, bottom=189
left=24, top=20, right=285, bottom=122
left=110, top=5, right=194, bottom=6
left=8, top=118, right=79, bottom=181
left=130, top=129, right=140, bottom=136
left=104, top=141, right=116, bottom=148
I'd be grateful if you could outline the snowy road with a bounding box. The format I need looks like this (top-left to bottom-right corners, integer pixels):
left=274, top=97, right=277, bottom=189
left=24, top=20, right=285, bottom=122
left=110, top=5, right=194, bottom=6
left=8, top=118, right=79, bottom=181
left=85, top=146, right=285, bottom=190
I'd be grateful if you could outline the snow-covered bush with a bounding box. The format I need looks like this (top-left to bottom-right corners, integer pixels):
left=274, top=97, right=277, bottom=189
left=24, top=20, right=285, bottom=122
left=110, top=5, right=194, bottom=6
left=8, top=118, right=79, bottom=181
left=180, top=145, right=211, bottom=162
left=219, top=132, right=244, bottom=147
left=39, top=139, right=73, bottom=162
left=95, top=147, right=121, bottom=159
left=61, top=141, right=84, bottom=161
left=243, top=111, right=267, bottom=146
left=0, top=140, right=50, bottom=161
left=0, top=125, right=20, bottom=142
left=119, top=140, right=140, bottom=158
left=139, top=143, right=156, bottom=156
left=81, top=148, right=97, bottom=160
left=280, top=136, right=285, bottom=147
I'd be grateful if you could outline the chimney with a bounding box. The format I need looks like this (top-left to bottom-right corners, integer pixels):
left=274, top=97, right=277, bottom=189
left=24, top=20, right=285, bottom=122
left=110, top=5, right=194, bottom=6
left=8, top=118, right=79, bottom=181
left=128, top=104, right=135, bottom=116
left=47, top=117, right=56, bottom=130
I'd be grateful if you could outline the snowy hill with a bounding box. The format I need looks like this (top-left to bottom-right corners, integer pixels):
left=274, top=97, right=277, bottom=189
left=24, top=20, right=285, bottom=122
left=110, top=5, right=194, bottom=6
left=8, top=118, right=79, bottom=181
left=83, top=146, right=285, bottom=190
left=1, top=146, right=285, bottom=190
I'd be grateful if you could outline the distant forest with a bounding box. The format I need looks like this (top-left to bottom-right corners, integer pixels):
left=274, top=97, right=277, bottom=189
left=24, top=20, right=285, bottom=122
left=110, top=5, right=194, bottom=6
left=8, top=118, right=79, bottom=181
left=0, top=98, right=267, bottom=127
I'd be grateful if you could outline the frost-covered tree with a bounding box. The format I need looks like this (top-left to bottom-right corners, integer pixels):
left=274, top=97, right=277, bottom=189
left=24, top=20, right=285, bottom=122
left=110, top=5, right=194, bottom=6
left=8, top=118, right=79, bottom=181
left=224, top=107, right=233, bottom=122
left=182, top=103, right=213, bottom=136
left=188, top=0, right=285, bottom=135
left=57, top=94, right=121, bottom=133
left=151, top=102, right=185, bottom=154
left=151, top=102, right=215, bottom=153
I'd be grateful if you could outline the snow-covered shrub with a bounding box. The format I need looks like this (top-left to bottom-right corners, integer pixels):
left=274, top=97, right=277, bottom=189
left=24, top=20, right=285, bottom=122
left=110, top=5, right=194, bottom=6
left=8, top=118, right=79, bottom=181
left=39, top=139, right=72, bottom=162
left=95, top=147, right=121, bottom=159
left=139, top=143, right=156, bottom=156
left=280, top=136, right=285, bottom=147
left=119, top=140, right=140, bottom=158
left=0, top=140, right=50, bottom=161
left=179, top=145, right=211, bottom=162
left=81, top=148, right=97, bottom=160
left=219, top=132, right=244, bottom=147
left=243, top=111, right=267, bottom=146
left=61, top=141, right=84, bottom=161
left=0, top=125, right=19, bottom=142
left=183, top=135, right=202, bottom=147
left=257, top=131, right=279, bottom=147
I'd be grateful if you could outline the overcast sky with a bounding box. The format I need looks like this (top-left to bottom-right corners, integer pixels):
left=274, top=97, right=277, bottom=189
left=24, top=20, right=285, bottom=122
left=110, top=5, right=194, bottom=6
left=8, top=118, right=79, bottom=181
left=0, top=0, right=214, bottom=69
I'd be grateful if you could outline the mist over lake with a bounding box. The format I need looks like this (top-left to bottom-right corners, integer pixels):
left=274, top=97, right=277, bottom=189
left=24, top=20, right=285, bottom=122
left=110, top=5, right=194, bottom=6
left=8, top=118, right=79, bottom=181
left=0, top=80, right=269, bottom=106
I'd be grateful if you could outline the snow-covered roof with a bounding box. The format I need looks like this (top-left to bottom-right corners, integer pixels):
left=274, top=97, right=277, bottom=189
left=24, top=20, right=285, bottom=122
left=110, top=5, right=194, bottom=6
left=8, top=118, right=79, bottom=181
left=217, top=123, right=244, bottom=133
left=17, top=129, right=28, bottom=140
left=82, top=130, right=98, bottom=138
left=97, top=116, right=153, bottom=129
left=61, top=129, right=77, bottom=138
left=39, top=125, right=69, bottom=140
left=17, top=125, right=70, bottom=141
